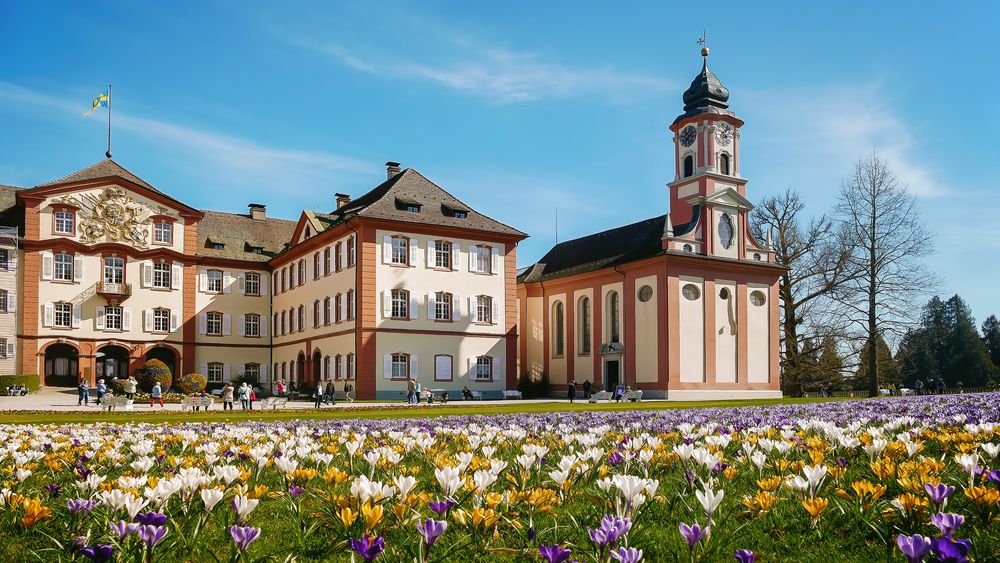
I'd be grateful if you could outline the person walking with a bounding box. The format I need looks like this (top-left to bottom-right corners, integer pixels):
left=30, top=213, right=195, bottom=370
left=314, top=382, right=324, bottom=408
left=582, top=379, right=592, bottom=400
left=344, top=382, right=354, bottom=402
left=406, top=377, right=416, bottom=404
left=914, top=378, right=924, bottom=396
left=77, top=378, right=90, bottom=406
left=324, top=380, right=335, bottom=405
left=96, top=379, right=107, bottom=405
left=248, top=386, right=257, bottom=410
left=568, top=380, right=577, bottom=403
left=221, top=382, right=234, bottom=411
left=150, top=382, right=164, bottom=407
left=124, top=376, right=138, bottom=400
left=414, top=379, right=423, bottom=405
left=238, top=383, right=250, bottom=410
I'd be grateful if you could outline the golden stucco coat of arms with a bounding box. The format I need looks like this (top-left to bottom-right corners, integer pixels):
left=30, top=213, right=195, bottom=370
left=75, top=187, right=153, bottom=248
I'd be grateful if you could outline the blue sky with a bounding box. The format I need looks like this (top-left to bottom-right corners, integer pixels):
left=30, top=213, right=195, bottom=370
left=2, top=1, right=998, bottom=322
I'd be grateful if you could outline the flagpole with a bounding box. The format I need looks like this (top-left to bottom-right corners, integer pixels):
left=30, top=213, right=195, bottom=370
left=105, top=83, right=112, bottom=159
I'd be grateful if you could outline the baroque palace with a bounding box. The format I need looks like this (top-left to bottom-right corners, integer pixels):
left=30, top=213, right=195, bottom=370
left=0, top=53, right=782, bottom=400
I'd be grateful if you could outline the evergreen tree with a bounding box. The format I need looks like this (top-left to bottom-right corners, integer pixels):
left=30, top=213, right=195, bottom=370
left=897, top=328, right=939, bottom=388
left=941, top=295, right=996, bottom=387
left=982, top=315, right=1000, bottom=369
left=855, top=334, right=900, bottom=390
left=798, top=336, right=845, bottom=392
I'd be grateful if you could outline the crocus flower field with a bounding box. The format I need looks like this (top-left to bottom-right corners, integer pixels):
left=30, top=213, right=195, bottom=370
left=2, top=394, right=999, bottom=562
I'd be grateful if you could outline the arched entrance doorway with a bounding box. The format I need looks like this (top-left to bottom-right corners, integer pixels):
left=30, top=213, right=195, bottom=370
left=145, top=346, right=177, bottom=378
left=296, top=352, right=307, bottom=387
left=96, top=345, right=131, bottom=382
left=312, top=350, right=323, bottom=383
left=44, top=343, right=79, bottom=387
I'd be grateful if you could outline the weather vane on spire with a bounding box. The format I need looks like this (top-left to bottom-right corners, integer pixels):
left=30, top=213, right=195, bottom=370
left=697, top=30, right=710, bottom=58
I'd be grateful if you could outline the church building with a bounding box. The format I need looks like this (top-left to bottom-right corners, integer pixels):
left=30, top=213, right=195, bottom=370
left=517, top=49, right=784, bottom=400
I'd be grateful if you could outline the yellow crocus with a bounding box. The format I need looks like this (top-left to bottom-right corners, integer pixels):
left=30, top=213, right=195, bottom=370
left=20, top=498, right=52, bottom=527
left=339, top=506, right=358, bottom=527
left=361, top=502, right=383, bottom=531
left=802, top=497, right=829, bottom=520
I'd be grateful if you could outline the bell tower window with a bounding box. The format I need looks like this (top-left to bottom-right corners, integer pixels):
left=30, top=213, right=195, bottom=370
left=719, top=153, right=730, bottom=175
left=683, top=155, right=694, bottom=178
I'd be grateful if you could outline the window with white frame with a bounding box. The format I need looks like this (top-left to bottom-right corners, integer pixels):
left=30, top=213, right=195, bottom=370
left=54, top=302, right=72, bottom=328
left=297, top=259, right=306, bottom=285
left=153, top=308, right=170, bottom=332
left=347, top=290, right=355, bottom=320
left=207, top=270, right=223, bottom=293
left=244, top=273, right=260, bottom=296
left=435, top=292, right=452, bottom=321
left=281, top=268, right=288, bottom=292
left=335, top=242, right=343, bottom=271
left=335, top=355, right=343, bottom=380
left=313, top=300, right=321, bottom=327
left=0, top=338, right=7, bottom=358
left=207, top=362, right=223, bottom=383
left=154, top=221, right=172, bottom=244
left=390, top=236, right=408, bottom=265
left=206, top=311, right=222, bottom=335
left=0, top=249, right=7, bottom=270
left=391, top=353, right=409, bottom=379
left=289, top=263, right=296, bottom=288
left=0, top=290, right=6, bottom=312
left=434, top=240, right=451, bottom=269
left=297, top=305, right=305, bottom=331
left=391, top=289, right=409, bottom=319
left=324, top=247, right=332, bottom=275
left=104, top=257, right=124, bottom=284
left=347, top=353, right=355, bottom=379
left=334, top=294, right=342, bottom=322
left=153, top=262, right=171, bottom=289
left=347, top=236, right=356, bottom=267
left=475, top=356, right=493, bottom=380
left=281, top=311, right=287, bottom=334
left=475, top=245, right=492, bottom=274
left=313, top=252, right=321, bottom=280
left=54, top=209, right=74, bottom=234
left=244, top=363, right=259, bottom=381
left=245, top=313, right=260, bottom=337
left=105, top=306, right=123, bottom=330
left=476, top=295, right=492, bottom=324
left=324, top=297, right=332, bottom=325
left=54, top=253, right=73, bottom=281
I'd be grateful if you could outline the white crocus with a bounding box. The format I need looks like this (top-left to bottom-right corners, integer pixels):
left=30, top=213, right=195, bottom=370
left=695, top=487, right=724, bottom=522
left=435, top=466, right=463, bottom=498
left=394, top=475, right=418, bottom=499
left=232, top=494, right=259, bottom=522
left=200, top=487, right=224, bottom=512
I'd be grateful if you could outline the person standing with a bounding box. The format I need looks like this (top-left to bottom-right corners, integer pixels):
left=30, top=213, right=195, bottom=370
left=248, top=386, right=257, bottom=410
left=276, top=379, right=286, bottom=397
left=238, top=383, right=250, bottom=410
left=324, top=380, right=335, bottom=405
left=314, top=382, right=324, bottom=408
left=568, top=380, right=577, bottom=403
left=936, top=378, right=946, bottom=395
left=77, top=378, right=90, bottom=406
left=406, top=377, right=416, bottom=404
left=96, top=379, right=107, bottom=405
left=414, top=379, right=422, bottom=404
left=124, top=376, right=138, bottom=400
left=150, top=382, right=164, bottom=407
left=582, top=379, right=592, bottom=400
left=221, top=382, right=234, bottom=411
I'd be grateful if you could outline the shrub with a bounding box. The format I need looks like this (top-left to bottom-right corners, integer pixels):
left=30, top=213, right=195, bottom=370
left=137, top=359, right=172, bottom=392
left=108, top=378, right=127, bottom=395
left=0, top=374, right=40, bottom=393
left=517, top=375, right=551, bottom=399
left=174, top=373, right=207, bottom=395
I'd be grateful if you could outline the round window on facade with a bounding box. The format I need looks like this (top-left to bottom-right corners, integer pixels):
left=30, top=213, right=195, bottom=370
left=683, top=243, right=693, bottom=253
left=719, top=287, right=730, bottom=300
left=750, top=290, right=767, bottom=306
left=637, top=285, right=653, bottom=302
left=682, top=283, right=701, bottom=301
left=753, top=253, right=762, bottom=261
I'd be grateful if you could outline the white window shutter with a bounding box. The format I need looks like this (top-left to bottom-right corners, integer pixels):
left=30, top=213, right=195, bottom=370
left=468, top=245, right=477, bottom=272
left=5, top=340, right=13, bottom=358
left=260, top=275, right=268, bottom=296
left=199, top=271, right=207, bottom=292
left=382, top=236, right=392, bottom=264
left=492, top=298, right=500, bottom=325
left=260, top=364, right=269, bottom=383
left=41, top=251, right=53, bottom=280
left=143, top=309, right=153, bottom=332
left=492, top=357, right=502, bottom=382
left=410, top=355, right=419, bottom=378
left=238, top=273, right=246, bottom=295
left=223, top=272, right=233, bottom=294
left=383, top=354, right=392, bottom=379
left=223, top=364, right=231, bottom=382
left=171, top=263, right=182, bottom=289
left=95, top=305, right=105, bottom=330
left=72, top=303, right=81, bottom=328
left=237, top=363, right=245, bottom=377
left=409, top=294, right=418, bottom=320
left=451, top=242, right=460, bottom=271
left=73, top=254, right=84, bottom=283
left=452, top=293, right=462, bottom=321
left=260, top=315, right=267, bottom=337
left=491, top=247, right=500, bottom=274
left=467, top=357, right=473, bottom=379
left=338, top=294, right=345, bottom=321
left=382, top=290, right=391, bottom=319
left=469, top=297, right=477, bottom=323
left=200, top=363, right=208, bottom=378
left=7, top=290, right=15, bottom=313
left=237, top=314, right=245, bottom=336
left=170, top=311, right=179, bottom=332
left=43, top=303, right=54, bottom=327
left=223, top=313, right=232, bottom=336
left=339, top=242, right=347, bottom=271
left=427, top=293, right=436, bottom=319
left=142, top=261, right=152, bottom=288
left=426, top=240, right=435, bottom=267
left=408, top=238, right=418, bottom=267
left=326, top=248, right=333, bottom=273
left=198, top=312, right=207, bottom=335
left=122, top=307, right=132, bottom=331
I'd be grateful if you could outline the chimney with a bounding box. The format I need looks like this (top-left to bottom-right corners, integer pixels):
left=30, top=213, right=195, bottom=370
left=335, top=192, right=351, bottom=209
left=385, top=161, right=401, bottom=179
left=248, top=203, right=266, bottom=221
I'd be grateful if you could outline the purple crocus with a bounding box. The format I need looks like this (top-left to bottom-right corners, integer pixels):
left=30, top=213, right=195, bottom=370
left=45, top=484, right=62, bottom=497
left=930, top=512, right=965, bottom=536
left=983, top=469, right=1000, bottom=484
left=924, top=483, right=955, bottom=509
left=678, top=522, right=709, bottom=549
left=607, top=451, right=624, bottom=466
left=428, top=499, right=455, bottom=516
left=111, top=520, right=140, bottom=540
left=349, top=534, right=385, bottom=562
left=895, top=534, right=932, bottom=563
left=589, top=516, right=632, bottom=547
left=734, top=549, right=755, bottom=563
left=79, top=544, right=114, bottom=563
left=137, top=524, right=169, bottom=549
left=230, top=525, right=261, bottom=553
left=538, top=544, right=572, bottom=563
left=611, top=546, right=643, bottom=563
left=527, top=526, right=536, bottom=543
left=417, top=518, right=447, bottom=548
left=135, top=512, right=168, bottom=527
left=288, top=485, right=305, bottom=497
left=930, top=536, right=971, bottom=563
left=67, top=498, right=97, bottom=515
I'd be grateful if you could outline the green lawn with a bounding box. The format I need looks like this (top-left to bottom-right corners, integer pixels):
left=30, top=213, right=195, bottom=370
left=0, top=396, right=857, bottom=425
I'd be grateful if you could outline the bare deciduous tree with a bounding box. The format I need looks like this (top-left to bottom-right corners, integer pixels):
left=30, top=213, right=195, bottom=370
left=836, top=151, right=938, bottom=395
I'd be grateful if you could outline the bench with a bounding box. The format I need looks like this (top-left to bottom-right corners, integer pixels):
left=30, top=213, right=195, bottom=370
left=3, top=386, right=29, bottom=397
left=469, top=390, right=484, bottom=401
left=181, top=396, right=215, bottom=411
left=623, top=390, right=643, bottom=402
left=258, top=397, right=289, bottom=410
left=503, top=390, right=523, bottom=400
left=589, top=390, right=613, bottom=403
left=103, top=396, right=134, bottom=411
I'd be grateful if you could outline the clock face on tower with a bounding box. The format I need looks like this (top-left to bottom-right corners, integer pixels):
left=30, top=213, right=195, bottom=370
left=679, top=125, right=697, bottom=147
left=715, top=122, right=734, bottom=146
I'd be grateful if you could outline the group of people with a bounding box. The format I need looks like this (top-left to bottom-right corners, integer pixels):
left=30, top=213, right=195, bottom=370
left=76, top=376, right=141, bottom=406
left=566, top=379, right=594, bottom=402
left=5, top=384, right=29, bottom=396
left=219, top=381, right=256, bottom=410
left=911, top=378, right=948, bottom=395
left=313, top=380, right=338, bottom=408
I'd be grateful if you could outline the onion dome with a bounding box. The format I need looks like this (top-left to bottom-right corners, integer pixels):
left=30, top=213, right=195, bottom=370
left=673, top=49, right=736, bottom=125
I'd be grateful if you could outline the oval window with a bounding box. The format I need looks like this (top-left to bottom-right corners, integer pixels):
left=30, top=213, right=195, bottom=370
left=683, top=243, right=693, bottom=253
left=753, top=253, right=762, bottom=261
left=719, top=287, right=730, bottom=300
left=682, top=284, right=701, bottom=301
left=718, top=213, right=735, bottom=249
left=750, top=290, right=767, bottom=306
left=637, top=285, right=653, bottom=302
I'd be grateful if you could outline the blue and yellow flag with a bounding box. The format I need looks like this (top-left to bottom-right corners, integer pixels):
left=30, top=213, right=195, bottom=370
left=85, top=90, right=109, bottom=115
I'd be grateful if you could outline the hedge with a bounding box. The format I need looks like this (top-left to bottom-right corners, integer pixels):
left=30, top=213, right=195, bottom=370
left=0, top=374, right=41, bottom=392
left=174, top=373, right=207, bottom=395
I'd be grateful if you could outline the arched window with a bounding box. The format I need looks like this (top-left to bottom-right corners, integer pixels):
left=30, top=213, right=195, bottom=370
left=719, top=213, right=735, bottom=249
left=683, top=155, right=694, bottom=178
left=719, top=153, right=731, bottom=175
left=608, top=291, right=620, bottom=344
left=553, top=302, right=565, bottom=357
left=578, top=297, right=591, bottom=355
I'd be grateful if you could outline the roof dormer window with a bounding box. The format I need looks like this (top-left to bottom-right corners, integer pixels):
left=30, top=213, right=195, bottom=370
left=395, top=196, right=421, bottom=213
left=211, top=242, right=224, bottom=250
left=454, top=211, right=467, bottom=219
left=405, top=205, right=420, bottom=213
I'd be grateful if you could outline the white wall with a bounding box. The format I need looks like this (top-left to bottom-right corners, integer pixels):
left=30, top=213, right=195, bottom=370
left=679, top=276, right=705, bottom=382
left=747, top=283, right=770, bottom=383
left=715, top=280, right=737, bottom=383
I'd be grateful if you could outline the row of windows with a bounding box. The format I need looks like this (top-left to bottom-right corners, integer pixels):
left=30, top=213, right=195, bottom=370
left=681, top=152, right=732, bottom=179
left=383, top=236, right=499, bottom=274
left=273, top=237, right=356, bottom=295
left=200, top=270, right=263, bottom=296
left=382, top=290, right=496, bottom=324
left=204, top=362, right=263, bottom=383
left=274, top=292, right=355, bottom=336
left=52, top=208, right=175, bottom=244
left=681, top=284, right=768, bottom=306
left=273, top=354, right=356, bottom=382
left=552, top=292, right=620, bottom=358
left=385, top=353, right=497, bottom=381
left=199, top=312, right=264, bottom=337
